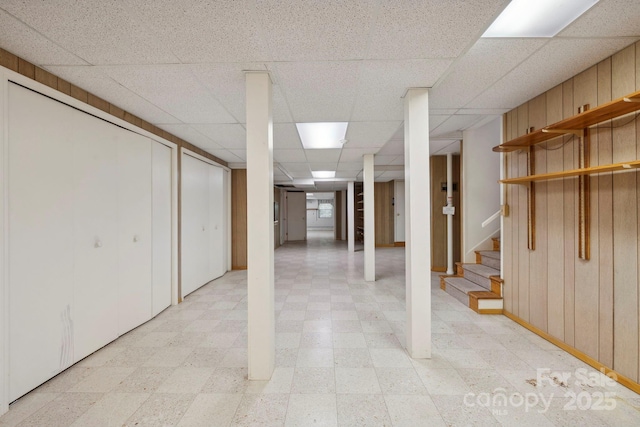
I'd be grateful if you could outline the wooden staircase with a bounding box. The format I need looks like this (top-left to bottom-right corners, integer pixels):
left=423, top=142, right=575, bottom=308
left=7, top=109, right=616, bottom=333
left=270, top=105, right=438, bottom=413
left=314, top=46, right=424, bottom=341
left=440, top=237, right=503, bottom=314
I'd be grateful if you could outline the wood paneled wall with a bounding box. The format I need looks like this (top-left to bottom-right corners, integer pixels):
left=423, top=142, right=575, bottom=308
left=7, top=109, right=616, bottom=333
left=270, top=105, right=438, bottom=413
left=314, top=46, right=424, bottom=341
left=374, top=182, right=394, bottom=246
left=503, top=41, right=640, bottom=386
left=431, top=155, right=461, bottom=270
left=274, top=187, right=281, bottom=249
left=231, top=169, right=247, bottom=269
left=335, top=191, right=344, bottom=240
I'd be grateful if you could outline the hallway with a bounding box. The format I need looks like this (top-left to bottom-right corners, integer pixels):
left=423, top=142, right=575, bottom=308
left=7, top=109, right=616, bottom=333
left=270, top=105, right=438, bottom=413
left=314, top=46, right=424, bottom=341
left=2, top=234, right=640, bottom=426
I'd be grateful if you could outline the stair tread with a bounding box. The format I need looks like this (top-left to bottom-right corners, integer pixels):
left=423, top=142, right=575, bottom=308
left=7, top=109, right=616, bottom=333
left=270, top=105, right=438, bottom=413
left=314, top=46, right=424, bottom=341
left=443, top=277, right=486, bottom=294
left=462, top=263, right=500, bottom=278
left=477, top=250, right=500, bottom=260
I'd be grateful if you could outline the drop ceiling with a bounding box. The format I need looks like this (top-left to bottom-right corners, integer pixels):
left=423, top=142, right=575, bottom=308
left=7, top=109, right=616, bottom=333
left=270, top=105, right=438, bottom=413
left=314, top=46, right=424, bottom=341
left=1, top=0, right=639, bottom=191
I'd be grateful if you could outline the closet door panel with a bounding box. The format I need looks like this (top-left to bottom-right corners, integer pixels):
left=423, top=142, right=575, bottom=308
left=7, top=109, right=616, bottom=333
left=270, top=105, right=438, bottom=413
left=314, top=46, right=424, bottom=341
left=117, top=132, right=153, bottom=335
left=72, top=115, right=119, bottom=362
left=181, top=154, right=209, bottom=296
left=8, top=84, right=75, bottom=400
left=209, top=165, right=225, bottom=280
left=152, top=142, right=172, bottom=316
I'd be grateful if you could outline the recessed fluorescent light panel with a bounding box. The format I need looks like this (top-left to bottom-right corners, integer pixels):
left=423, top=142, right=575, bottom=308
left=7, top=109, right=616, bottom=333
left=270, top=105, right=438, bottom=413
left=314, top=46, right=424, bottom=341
left=482, top=0, right=599, bottom=38
left=312, top=171, right=336, bottom=179
left=296, top=122, right=348, bottom=149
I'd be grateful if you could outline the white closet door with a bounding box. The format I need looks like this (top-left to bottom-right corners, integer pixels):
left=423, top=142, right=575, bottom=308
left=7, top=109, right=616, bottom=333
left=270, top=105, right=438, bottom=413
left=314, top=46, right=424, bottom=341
left=209, top=165, right=225, bottom=279
left=72, top=113, right=119, bottom=362
left=181, top=154, right=210, bottom=296
left=117, top=132, right=152, bottom=335
left=152, top=142, right=172, bottom=316
left=8, top=84, right=75, bottom=400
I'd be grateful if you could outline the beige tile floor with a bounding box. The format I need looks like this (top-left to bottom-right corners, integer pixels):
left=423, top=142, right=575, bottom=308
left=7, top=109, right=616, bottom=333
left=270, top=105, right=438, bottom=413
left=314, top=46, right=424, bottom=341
left=2, top=230, right=640, bottom=426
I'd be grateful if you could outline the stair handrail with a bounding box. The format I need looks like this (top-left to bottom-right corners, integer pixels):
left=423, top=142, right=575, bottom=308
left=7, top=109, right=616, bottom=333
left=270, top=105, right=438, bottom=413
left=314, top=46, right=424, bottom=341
left=481, top=209, right=501, bottom=228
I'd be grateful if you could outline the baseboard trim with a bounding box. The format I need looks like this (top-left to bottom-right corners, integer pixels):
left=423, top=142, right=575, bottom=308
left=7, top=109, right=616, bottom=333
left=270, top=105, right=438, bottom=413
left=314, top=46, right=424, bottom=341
left=478, top=308, right=502, bottom=315
left=503, top=310, right=640, bottom=395
left=394, top=242, right=405, bottom=247
left=232, top=266, right=247, bottom=270
left=431, top=267, right=447, bottom=272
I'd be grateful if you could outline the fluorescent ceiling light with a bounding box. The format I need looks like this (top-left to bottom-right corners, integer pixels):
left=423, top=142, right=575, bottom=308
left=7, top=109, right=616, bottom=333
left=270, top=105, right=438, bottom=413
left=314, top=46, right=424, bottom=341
left=482, top=0, right=599, bottom=38
left=296, top=122, right=348, bottom=149
left=312, top=171, right=336, bottom=179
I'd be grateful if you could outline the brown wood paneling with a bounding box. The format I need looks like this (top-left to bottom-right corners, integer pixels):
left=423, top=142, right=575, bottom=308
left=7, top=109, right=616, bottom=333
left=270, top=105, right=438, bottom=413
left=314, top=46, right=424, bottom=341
left=612, top=45, right=639, bottom=381
left=57, top=78, right=71, bottom=96
left=546, top=84, right=565, bottom=340
left=503, top=112, right=514, bottom=314
left=88, top=93, right=110, bottom=113
left=510, top=110, right=521, bottom=316
left=274, top=187, right=281, bottom=250
left=232, top=169, right=248, bottom=269
left=529, top=94, right=548, bottom=331
left=431, top=156, right=447, bottom=268
left=597, top=57, right=614, bottom=368
left=573, top=65, right=600, bottom=360
left=517, top=150, right=530, bottom=321
left=452, top=155, right=461, bottom=264
left=18, top=58, right=35, bottom=79
left=374, top=182, right=394, bottom=246
left=335, top=191, right=343, bottom=240
left=34, top=66, right=57, bottom=89
left=562, top=78, right=577, bottom=347
left=70, top=84, right=88, bottom=103
left=0, top=48, right=19, bottom=72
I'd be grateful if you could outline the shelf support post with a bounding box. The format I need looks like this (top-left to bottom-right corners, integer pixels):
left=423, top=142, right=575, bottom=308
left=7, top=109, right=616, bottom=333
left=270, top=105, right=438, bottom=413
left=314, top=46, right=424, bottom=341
left=578, top=127, right=590, bottom=260
left=527, top=147, right=535, bottom=250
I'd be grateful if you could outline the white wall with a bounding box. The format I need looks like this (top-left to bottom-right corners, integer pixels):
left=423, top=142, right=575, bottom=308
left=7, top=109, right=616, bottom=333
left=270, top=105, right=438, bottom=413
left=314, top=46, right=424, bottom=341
left=462, top=117, right=502, bottom=262
left=306, top=198, right=334, bottom=229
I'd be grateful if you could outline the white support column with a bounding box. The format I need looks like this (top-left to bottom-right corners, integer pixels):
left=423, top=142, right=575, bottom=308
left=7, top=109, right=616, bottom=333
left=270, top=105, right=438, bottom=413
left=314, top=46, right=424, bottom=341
left=347, top=181, right=355, bottom=252
left=404, top=88, right=431, bottom=359
left=246, top=72, right=275, bottom=380
left=446, top=153, right=454, bottom=275
left=363, top=154, right=375, bottom=282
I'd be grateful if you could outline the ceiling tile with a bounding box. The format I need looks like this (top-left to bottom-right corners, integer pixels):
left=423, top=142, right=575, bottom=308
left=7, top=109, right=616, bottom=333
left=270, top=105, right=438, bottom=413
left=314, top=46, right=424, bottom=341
left=337, top=162, right=364, bottom=172
left=377, top=138, right=404, bottom=156
left=156, top=124, right=222, bottom=150
left=367, top=0, right=507, bottom=59
left=274, top=149, right=307, bottom=163
left=255, top=0, right=376, bottom=61
left=207, top=149, right=244, bottom=163
left=431, top=115, right=484, bottom=137
left=345, top=121, right=402, bottom=148
left=274, top=123, right=303, bottom=149
left=45, top=65, right=180, bottom=124
left=429, top=115, right=450, bottom=131
left=429, top=38, right=548, bottom=109
left=1, top=0, right=180, bottom=65
left=272, top=61, right=360, bottom=122
left=0, top=10, right=87, bottom=66
left=339, top=148, right=376, bottom=163
left=280, top=162, right=312, bottom=173
left=305, top=149, right=342, bottom=163
left=467, top=37, right=639, bottom=110
left=336, top=171, right=359, bottom=179
left=101, top=65, right=237, bottom=123
left=309, top=162, right=339, bottom=171
left=351, top=59, right=452, bottom=121
left=390, top=156, right=405, bottom=166
left=130, top=0, right=271, bottom=63
left=559, top=0, right=640, bottom=38
left=228, top=150, right=246, bottom=161
left=374, top=155, right=397, bottom=165
left=191, top=124, right=246, bottom=149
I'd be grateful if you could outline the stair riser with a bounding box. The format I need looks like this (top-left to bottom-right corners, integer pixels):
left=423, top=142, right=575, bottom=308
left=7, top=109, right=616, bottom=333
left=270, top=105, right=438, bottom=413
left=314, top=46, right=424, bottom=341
left=462, top=269, right=491, bottom=290
left=443, top=283, right=470, bottom=307
left=481, top=256, right=500, bottom=270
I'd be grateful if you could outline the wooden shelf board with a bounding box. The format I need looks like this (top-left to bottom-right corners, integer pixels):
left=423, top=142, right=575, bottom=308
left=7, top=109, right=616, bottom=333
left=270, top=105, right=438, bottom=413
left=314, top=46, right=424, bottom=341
left=494, top=89, right=640, bottom=152
left=501, top=160, right=640, bottom=184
